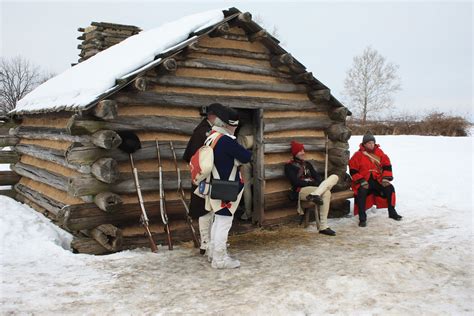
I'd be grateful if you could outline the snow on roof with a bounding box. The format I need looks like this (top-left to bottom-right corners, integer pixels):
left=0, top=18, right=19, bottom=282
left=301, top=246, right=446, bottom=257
left=11, top=9, right=224, bottom=115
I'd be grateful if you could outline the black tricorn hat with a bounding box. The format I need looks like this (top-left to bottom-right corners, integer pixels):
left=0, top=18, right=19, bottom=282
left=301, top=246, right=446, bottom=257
left=215, top=105, right=239, bottom=126
left=117, top=131, right=141, bottom=154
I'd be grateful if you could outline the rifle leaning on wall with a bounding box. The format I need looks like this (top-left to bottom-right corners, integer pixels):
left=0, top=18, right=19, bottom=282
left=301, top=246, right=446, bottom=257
left=118, top=131, right=158, bottom=253
left=169, top=141, right=200, bottom=248
left=156, top=140, right=173, bottom=250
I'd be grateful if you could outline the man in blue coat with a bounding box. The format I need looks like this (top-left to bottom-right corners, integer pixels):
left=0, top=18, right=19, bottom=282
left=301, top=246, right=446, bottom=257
left=203, top=106, right=252, bottom=269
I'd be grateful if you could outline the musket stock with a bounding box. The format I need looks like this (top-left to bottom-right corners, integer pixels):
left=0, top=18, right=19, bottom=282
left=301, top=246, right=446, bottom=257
left=156, top=140, right=173, bottom=250
left=169, top=141, right=200, bottom=248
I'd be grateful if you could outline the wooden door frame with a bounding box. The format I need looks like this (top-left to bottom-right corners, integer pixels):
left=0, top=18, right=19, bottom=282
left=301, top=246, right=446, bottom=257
left=252, top=108, right=265, bottom=225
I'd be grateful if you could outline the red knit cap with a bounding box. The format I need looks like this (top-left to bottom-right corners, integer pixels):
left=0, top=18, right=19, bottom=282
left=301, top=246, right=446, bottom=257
left=291, top=141, right=305, bottom=156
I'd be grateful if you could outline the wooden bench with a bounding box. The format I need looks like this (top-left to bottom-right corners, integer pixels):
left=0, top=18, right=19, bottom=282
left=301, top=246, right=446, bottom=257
left=300, top=190, right=354, bottom=228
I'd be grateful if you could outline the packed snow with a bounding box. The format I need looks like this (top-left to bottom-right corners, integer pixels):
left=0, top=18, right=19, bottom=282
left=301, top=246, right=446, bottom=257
left=11, top=9, right=224, bottom=114
left=1, top=135, right=473, bottom=315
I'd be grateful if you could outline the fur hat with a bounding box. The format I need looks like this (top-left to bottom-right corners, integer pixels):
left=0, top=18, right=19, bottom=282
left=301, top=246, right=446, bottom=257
left=291, top=141, right=305, bottom=156
left=362, top=132, right=376, bottom=144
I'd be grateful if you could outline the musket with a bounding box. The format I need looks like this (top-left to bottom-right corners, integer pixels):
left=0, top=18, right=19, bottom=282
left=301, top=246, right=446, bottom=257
left=156, top=140, right=173, bottom=250
left=130, top=153, right=158, bottom=253
left=169, top=141, right=200, bottom=248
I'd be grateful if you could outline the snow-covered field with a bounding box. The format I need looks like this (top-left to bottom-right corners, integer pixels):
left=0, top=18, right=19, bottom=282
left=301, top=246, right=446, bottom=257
left=1, top=135, right=473, bottom=315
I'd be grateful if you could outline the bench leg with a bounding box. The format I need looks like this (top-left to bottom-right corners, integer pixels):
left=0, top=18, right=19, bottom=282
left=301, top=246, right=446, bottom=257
left=314, top=206, right=321, bottom=230
left=304, top=208, right=310, bottom=228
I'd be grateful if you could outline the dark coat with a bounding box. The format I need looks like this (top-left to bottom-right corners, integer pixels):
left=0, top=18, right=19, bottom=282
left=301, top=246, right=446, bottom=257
left=183, top=118, right=212, bottom=219
left=284, top=158, right=322, bottom=200
left=183, top=119, right=212, bottom=163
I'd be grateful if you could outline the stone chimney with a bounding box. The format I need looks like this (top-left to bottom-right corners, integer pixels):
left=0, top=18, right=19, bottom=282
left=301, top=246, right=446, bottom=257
left=76, top=22, right=141, bottom=63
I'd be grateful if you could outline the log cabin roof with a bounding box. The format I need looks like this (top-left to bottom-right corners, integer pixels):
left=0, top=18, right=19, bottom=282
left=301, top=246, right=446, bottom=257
left=11, top=7, right=349, bottom=116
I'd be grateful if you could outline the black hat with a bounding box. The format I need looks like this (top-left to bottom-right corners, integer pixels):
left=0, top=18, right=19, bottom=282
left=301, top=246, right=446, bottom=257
left=214, top=105, right=239, bottom=126
left=117, top=131, right=141, bottom=154
left=362, top=132, right=376, bottom=144
left=200, top=103, right=225, bottom=117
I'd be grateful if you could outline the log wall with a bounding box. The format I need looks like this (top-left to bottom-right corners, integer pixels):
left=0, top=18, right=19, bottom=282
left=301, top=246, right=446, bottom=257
left=12, top=22, right=351, bottom=254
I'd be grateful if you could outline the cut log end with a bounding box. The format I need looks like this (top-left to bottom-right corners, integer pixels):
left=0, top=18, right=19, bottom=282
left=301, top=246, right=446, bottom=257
left=88, top=224, right=123, bottom=252
left=94, top=192, right=123, bottom=212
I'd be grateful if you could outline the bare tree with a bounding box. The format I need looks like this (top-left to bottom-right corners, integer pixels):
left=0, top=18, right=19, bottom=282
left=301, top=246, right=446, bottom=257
left=0, top=56, right=51, bottom=115
left=343, top=47, right=401, bottom=124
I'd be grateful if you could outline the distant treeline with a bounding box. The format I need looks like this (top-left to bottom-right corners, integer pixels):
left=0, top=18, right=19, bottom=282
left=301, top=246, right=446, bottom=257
left=348, top=112, right=471, bottom=137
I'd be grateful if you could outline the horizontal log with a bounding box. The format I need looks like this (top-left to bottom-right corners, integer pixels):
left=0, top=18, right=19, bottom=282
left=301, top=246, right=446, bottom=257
left=0, top=150, right=19, bottom=164
left=12, top=162, right=68, bottom=192
left=147, top=75, right=307, bottom=93
left=91, top=100, right=118, bottom=120
left=0, top=188, right=16, bottom=198
left=10, top=126, right=90, bottom=143
left=94, top=192, right=123, bottom=212
left=308, top=89, right=331, bottom=102
left=177, top=58, right=291, bottom=78
left=67, top=114, right=200, bottom=135
left=0, top=135, right=19, bottom=146
left=59, top=200, right=187, bottom=231
left=264, top=117, right=331, bottom=133
left=70, top=226, right=200, bottom=254
left=264, top=189, right=354, bottom=211
left=15, top=183, right=65, bottom=216
left=15, top=144, right=91, bottom=174
left=292, top=72, right=313, bottom=84
left=186, top=42, right=270, bottom=60
left=264, top=137, right=326, bottom=153
left=68, top=172, right=191, bottom=197
left=265, top=160, right=324, bottom=180
left=0, top=171, right=20, bottom=185
left=66, top=140, right=187, bottom=165
left=218, top=33, right=249, bottom=41
left=113, top=91, right=323, bottom=111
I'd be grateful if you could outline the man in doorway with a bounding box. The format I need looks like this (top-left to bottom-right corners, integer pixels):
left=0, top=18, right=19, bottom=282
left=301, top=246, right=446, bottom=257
left=183, top=103, right=224, bottom=255
left=349, top=132, right=403, bottom=227
left=284, top=141, right=339, bottom=236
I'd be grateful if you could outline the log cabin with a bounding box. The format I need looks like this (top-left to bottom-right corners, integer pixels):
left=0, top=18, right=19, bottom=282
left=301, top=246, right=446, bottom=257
left=7, top=7, right=353, bottom=254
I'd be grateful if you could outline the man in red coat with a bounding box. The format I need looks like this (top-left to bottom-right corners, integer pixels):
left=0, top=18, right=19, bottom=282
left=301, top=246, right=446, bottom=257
left=349, top=132, right=403, bottom=227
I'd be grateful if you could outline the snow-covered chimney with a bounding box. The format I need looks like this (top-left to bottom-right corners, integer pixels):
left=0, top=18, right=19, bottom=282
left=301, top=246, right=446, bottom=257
left=76, top=22, right=141, bottom=63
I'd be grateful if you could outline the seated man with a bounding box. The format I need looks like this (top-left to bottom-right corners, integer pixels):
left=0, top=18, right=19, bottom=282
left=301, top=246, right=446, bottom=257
left=284, top=141, right=339, bottom=236
left=349, top=132, right=403, bottom=227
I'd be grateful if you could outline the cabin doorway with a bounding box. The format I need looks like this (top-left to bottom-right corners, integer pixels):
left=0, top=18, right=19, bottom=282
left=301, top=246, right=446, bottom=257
left=235, top=108, right=264, bottom=225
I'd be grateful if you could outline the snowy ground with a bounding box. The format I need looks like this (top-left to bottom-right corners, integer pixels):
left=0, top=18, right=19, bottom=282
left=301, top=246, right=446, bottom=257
left=1, top=135, right=473, bottom=315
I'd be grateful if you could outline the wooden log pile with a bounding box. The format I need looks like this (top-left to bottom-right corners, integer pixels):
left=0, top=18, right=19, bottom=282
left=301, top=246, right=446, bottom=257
left=77, top=22, right=141, bottom=63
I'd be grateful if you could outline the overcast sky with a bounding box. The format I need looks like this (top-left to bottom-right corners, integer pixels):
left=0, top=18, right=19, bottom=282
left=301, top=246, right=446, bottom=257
left=1, top=1, right=472, bottom=120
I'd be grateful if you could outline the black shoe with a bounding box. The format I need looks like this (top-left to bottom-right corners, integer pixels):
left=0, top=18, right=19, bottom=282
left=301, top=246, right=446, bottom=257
left=359, top=221, right=367, bottom=227
left=389, top=214, right=403, bottom=221
left=307, top=194, right=324, bottom=205
left=319, top=228, right=336, bottom=236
